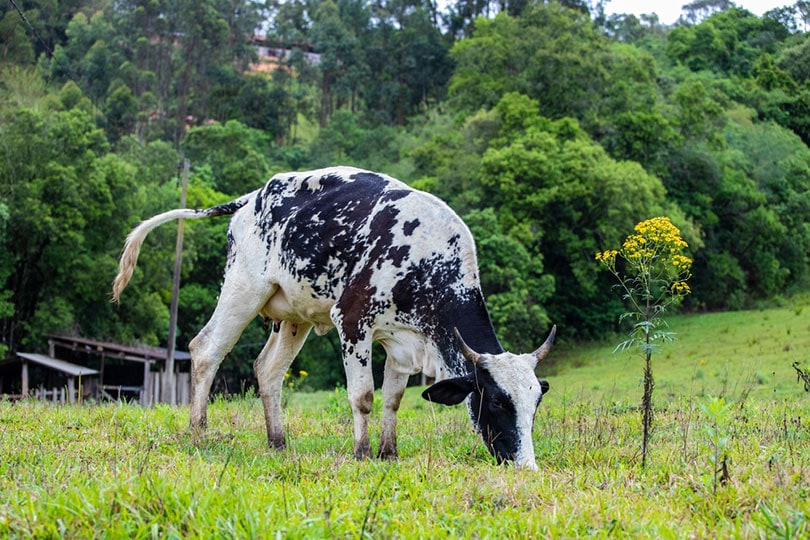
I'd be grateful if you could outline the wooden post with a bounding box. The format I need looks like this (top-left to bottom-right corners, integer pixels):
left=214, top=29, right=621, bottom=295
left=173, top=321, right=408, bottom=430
left=142, top=361, right=151, bottom=406
left=98, top=353, right=105, bottom=401
left=163, top=158, right=189, bottom=405
left=21, top=360, right=29, bottom=397
left=67, top=377, right=75, bottom=404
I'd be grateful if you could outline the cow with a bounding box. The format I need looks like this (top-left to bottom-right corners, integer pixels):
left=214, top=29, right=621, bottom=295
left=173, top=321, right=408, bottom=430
left=112, top=166, right=555, bottom=470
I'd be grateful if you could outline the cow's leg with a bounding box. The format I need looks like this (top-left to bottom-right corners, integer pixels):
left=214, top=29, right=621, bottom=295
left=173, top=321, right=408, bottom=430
left=254, top=320, right=313, bottom=450
left=188, top=282, right=274, bottom=430
left=378, top=355, right=409, bottom=460
left=338, top=335, right=375, bottom=460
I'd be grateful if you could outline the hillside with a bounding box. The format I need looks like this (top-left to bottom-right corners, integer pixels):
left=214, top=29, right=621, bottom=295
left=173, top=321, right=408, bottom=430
left=546, top=299, right=810, bottom=406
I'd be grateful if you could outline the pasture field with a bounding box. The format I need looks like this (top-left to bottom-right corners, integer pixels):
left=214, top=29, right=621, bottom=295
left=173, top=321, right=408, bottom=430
left=1, top=301, right=810, bottom=539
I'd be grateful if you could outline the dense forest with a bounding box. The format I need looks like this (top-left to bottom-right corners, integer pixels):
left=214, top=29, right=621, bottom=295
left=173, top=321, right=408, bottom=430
left=1, top=0, right=809, bottom=390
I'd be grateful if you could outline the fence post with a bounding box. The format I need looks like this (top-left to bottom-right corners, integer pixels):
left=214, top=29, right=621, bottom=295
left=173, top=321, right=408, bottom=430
left=163, top=158, right=189, bottom=405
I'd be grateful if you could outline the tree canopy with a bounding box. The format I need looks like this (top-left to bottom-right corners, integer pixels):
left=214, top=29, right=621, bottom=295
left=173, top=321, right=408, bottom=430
left=2, top=0, right=809, bottom=389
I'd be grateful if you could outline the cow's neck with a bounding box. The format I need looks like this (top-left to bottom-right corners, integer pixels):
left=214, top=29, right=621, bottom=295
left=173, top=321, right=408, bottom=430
left=436, top=288, right=503, bottom=375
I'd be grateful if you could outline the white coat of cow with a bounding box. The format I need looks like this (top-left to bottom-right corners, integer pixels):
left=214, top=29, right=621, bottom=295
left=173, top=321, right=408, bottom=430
left=112, top=167, right=554, bottom=469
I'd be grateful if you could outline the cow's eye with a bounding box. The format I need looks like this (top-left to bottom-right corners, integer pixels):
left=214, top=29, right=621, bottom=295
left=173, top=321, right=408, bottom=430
left=491, top=397, right=504, bottom=410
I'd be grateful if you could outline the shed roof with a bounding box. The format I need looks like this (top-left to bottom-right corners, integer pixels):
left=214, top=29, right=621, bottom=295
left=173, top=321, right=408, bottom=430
left=17, top=353, right=100, bottom=377
left=46, top=334, right=191, bottom=364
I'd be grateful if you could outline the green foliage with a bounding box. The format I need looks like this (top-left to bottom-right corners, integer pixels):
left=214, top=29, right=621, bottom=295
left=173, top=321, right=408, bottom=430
left=700, top=397, right=731, bottom=496
left=670, top=110, right=810, bottom=308
left=778, top=34, right=810, bottom=85
left=0, top=201, right=11, bottom=358
left=181, top=120, right=272, bottom=195
left=104, top=81, right=137, bottom=143
left=0, top=102, right=159, bottom=351
left=666, top=8, right=789, bottom=76
left=0, top=8, right=35, bottom=65
left=699, top=395, right=732, bottom=495
left=308, top=109, right=402, bottom=170
left=477, top=93, right=680, bottom=336
left=463, top=208, right=552, bottom=352
left=449, top=3, right=662, bottom=156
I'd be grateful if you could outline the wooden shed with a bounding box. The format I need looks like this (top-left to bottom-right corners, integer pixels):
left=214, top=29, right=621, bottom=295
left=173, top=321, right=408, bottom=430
left=15, top=352, right=99, bottom=403
left=0, top=335, right=191, bottom=405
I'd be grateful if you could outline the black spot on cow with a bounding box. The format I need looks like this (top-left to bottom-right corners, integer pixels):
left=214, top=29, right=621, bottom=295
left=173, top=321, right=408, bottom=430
left=205, top=198, right=250, bottom=218
left=254, top=185, right=265, bottom=215
left=224, top=229, right=237, bottom=271
left=403, top=219, right=420, bottom=236
left=365, top=203, right=412, bottom=269
left=380, top=188, right=411, bottom=203
left=386, top=246, right=409, bottom=267
left=467, top=369, right=520, bottom=463
left=336, top=274, right=377, bottom=345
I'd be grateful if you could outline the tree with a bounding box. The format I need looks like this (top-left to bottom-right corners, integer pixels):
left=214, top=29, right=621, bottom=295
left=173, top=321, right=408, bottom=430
left=777, top=34, right=810, bottom=84
left=420, top=92, right=691, bottom=337
left=181, top=120, right=272, bottom=195
left=364, top=0, right=453, bottom=125
left=0, top=201, right=13, bottom=358
left=680, top=0, right=735, bottom=25
left=0, top=104, right=153, bottom=353
left=108, top=0, right=266, bottom=143
left=1, top=0, right=92, bottom=62
left=310, top=0, right=364, bottom=126
left=464, top=208, right=553, bottom=352
left=105, top=81, right=138, bottom=142
left=449, top=2, right=664, bottom=168
left=666, top=7, right=790, bottom=76
left=0, top=7, right=35, bottom=64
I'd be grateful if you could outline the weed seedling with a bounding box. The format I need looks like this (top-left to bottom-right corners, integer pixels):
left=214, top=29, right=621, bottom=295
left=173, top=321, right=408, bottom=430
left=700, top=396, right=732, bottom=495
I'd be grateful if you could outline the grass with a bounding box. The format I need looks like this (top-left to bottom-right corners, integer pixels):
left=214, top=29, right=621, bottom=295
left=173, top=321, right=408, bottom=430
left=549, top=302, right=810, bottom=405
left=1, top=301, right=810, bottom=538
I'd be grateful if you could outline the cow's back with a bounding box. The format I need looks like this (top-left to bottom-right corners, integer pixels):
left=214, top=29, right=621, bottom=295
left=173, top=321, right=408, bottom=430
left=239, top=167, right=478, bottom=300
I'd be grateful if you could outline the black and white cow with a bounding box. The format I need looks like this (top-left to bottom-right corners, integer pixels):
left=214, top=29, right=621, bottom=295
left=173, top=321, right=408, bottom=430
left=113, top=166, right=555, bottom=469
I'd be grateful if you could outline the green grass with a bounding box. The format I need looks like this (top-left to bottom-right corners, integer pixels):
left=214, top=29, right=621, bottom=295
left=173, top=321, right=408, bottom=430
left=1, top=302, right=810, bottom=538
left=549, top=302, right=810, bottom=405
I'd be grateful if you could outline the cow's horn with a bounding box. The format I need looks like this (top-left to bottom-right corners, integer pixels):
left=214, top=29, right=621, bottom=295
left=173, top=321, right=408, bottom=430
left=454, top=328, right=482, bottom=366
left=532, top=325, right=557, bottom=364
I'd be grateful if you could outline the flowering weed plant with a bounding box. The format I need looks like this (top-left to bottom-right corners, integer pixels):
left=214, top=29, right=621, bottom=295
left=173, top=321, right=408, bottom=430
left=596, top=216, right=693, bottom=467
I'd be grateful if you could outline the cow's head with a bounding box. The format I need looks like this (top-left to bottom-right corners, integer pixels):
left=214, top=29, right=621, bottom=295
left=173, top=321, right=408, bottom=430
left=421, top=326, right=555, bottom=470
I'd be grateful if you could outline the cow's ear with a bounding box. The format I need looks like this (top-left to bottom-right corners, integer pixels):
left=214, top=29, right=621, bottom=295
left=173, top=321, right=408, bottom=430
left=422, top=374, right=476, bottom=406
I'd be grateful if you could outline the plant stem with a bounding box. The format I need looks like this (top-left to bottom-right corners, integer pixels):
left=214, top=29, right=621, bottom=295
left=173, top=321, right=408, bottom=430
left=640, top=274, right=655, bottom=468
left=641, top=350, right=655, bottom=468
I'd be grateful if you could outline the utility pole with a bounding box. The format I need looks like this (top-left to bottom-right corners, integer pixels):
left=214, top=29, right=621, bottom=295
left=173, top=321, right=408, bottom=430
left=163, top=158, right=189, bottom=405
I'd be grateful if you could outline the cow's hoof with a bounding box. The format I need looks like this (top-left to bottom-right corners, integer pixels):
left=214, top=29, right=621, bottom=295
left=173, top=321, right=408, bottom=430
left=353, top=440, right=372, bottom=460
left=377, top=448, right=398, bottom=461
left=267, top=434, right=286, bottom=450
left=189, top=417, right=207, bottom=431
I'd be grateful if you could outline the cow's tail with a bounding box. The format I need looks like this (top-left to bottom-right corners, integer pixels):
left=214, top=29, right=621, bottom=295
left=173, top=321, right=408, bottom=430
left=112, top=193, right=255, bottom=302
